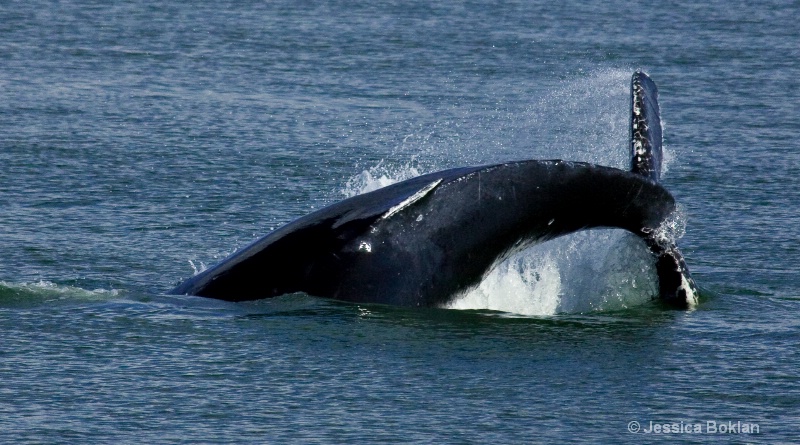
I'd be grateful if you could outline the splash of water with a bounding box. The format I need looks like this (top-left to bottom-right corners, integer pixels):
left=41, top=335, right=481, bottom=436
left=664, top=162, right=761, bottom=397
left=341, top=159, right=424, bottom=198
left=646, top=203, right=688, bottom=248
left=188, top=259, right=208, bottom=275
left=450, top=231, right=658, bottom=315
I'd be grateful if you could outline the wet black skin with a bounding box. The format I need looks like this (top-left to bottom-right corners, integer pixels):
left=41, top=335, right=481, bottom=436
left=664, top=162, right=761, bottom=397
left=171, top=160, right=694, bottom=308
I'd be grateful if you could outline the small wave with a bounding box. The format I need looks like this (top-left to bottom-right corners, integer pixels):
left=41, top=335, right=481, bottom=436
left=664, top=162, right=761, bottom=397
left=0, top=280, right=120, bottom=307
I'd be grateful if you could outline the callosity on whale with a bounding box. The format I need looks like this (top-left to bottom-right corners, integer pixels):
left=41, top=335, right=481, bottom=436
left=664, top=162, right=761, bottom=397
left=171, top=71, right=698, bottom=309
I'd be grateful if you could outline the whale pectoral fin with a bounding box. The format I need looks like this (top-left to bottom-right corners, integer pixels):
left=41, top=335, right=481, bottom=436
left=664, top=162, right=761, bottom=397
left=631, top=70, right=663, bottom=182
left=630, top=71, right=698, bottom=309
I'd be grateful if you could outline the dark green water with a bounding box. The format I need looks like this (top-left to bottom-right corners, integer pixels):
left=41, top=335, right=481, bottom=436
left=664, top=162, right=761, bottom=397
left=2, top=1, right=798, bottom=443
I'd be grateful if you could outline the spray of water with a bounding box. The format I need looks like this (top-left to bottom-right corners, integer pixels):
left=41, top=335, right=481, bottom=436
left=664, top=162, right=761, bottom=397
left=341, top=159, right=424, bottom=198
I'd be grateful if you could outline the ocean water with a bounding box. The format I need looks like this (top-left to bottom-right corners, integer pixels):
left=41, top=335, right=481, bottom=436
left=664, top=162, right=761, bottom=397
left=1, top=0, right=799, bottom=443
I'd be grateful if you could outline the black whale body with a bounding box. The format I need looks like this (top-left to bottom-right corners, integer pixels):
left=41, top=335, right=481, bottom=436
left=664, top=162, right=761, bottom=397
left=171, top=71, right=698, bottom=309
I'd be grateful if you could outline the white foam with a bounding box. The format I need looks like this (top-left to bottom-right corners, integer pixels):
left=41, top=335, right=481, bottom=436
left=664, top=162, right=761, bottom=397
left=447, top=250, right=563, bottom=315
left=0, top=280, right=120, bottom=301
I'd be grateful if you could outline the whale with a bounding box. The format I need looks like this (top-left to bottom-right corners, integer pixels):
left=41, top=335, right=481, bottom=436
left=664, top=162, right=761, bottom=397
left=171, top=71, right=698, bottom=309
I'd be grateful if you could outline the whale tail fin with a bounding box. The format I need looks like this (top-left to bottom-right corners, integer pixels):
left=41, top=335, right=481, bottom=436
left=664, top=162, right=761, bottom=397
left=629, top=71, right=698, bottom=309
left=630, top=70, right=663, bottom=182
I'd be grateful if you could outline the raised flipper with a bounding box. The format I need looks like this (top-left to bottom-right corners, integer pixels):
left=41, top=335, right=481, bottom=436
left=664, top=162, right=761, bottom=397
left=630, top=71, right=698, bottom=308
left=631, top=70, right=663, bottom=181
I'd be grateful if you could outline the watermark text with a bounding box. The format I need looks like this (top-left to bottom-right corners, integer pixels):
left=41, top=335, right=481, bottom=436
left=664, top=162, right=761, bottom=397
left=627, top=420, right=760, bottom=435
